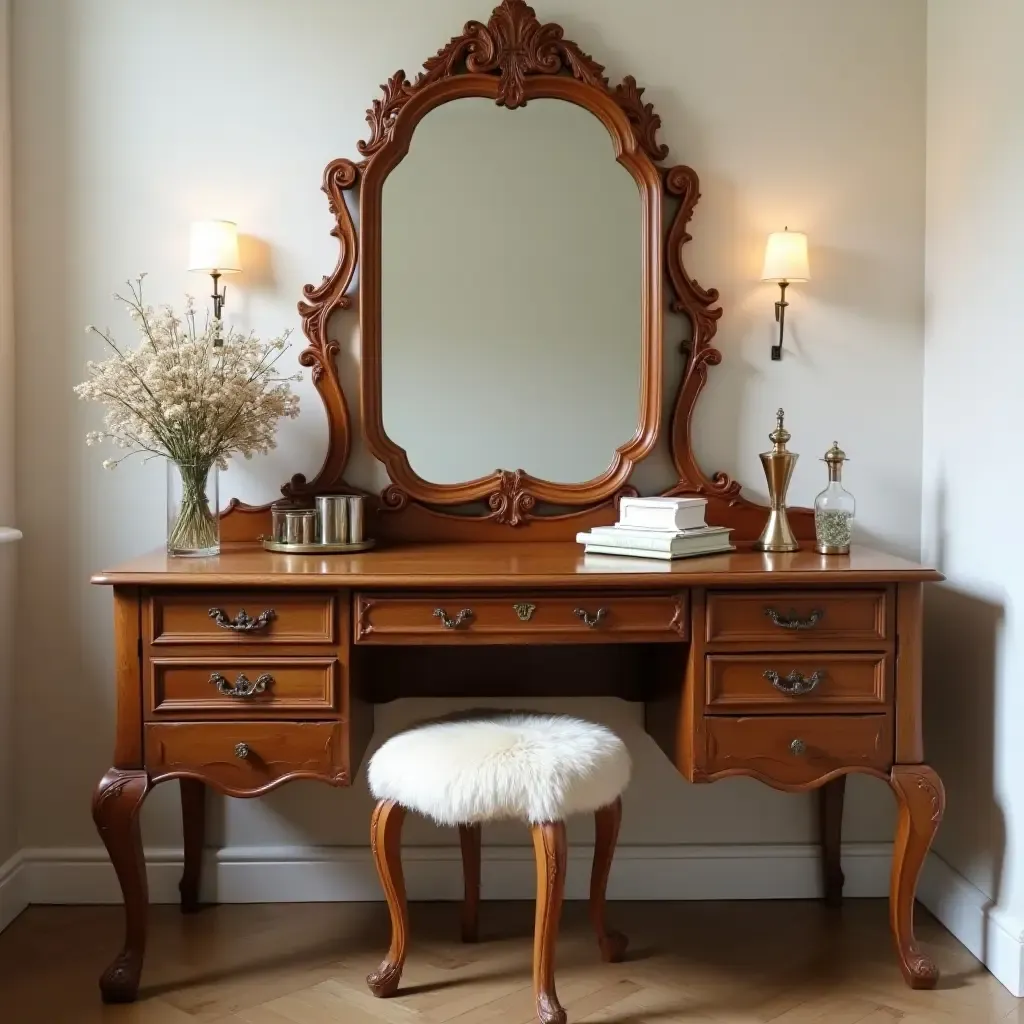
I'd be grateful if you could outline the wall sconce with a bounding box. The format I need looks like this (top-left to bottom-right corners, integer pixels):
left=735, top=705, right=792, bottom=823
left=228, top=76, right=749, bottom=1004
left=761, top=228, right=810, bottom=361
left=188, top=220, right=241, bottom=333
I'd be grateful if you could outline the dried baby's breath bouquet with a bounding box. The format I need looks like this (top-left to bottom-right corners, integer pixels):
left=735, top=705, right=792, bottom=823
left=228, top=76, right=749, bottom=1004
left=75, top=276, right=300, bottom=553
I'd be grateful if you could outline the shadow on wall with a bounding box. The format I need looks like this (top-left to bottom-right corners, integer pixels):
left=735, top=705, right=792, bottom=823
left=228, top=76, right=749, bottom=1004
left=924, top=581, right=1006, bottom=970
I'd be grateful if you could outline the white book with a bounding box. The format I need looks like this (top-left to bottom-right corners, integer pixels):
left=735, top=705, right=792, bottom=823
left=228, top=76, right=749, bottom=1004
left=590, top=523, right=719, bottom=542
left=582, top=542, right=734, bottom=562
left=618, top=496, right=707, bottom=532
left=577, top=526, right=730, bottom=553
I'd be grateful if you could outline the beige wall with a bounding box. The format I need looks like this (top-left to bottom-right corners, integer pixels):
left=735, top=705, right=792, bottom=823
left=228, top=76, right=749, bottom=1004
left=12, top=0, right=925, bottom=856
left=923, top=0, right=1024, bottom=969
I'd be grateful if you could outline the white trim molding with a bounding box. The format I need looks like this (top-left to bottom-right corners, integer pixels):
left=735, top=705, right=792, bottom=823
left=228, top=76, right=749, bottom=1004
left=0, top=850, right=27, bottom=932
left=19, top=841, right=893, bottom=905
left=918, top=851, right=1024, bottom=997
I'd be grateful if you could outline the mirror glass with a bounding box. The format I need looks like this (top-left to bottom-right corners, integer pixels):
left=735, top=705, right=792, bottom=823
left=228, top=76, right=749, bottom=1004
left=380, top=97, right=642, bottom=485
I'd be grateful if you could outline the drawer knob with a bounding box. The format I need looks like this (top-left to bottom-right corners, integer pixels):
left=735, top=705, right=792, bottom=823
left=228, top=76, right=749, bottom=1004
left=209, top=608, right=276, bottom=632
left=210, top=671, right=273, bottom=699
left=763, top=668, right=825, bottom=696
left=790, top=738, right=807, bottom=756
left=234, top=742, right=250, bottom=759
left=574, top=607, right=608, bottom=629
left=764, top=607, right=824, bottom=631
left=434, top=608, right=474, bottom=629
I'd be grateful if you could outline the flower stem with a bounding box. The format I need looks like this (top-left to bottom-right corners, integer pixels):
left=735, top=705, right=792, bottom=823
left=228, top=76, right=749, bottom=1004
left=168, top=461, right=218, bottom=554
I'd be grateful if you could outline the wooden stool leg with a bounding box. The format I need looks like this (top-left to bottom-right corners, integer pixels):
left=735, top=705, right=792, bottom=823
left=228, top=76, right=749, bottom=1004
left=530, top=821, right=567, bottom=1024
left=818, top=775, right=846, bottom=907
left=889, top=765, right=945, bottom=989
left=591, top=798, right=628, bottom=962
left=92, top=769, right=151, bottom=1004
left=459, top=823, right=481, bottom=943
left=179, top=779, right=205, bottom=914
left=367, top=800, right=409, bottom=998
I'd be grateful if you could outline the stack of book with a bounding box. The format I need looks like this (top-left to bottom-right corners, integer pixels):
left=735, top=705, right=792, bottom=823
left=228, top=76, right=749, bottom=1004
left=576, top=496, right=734, bottom=560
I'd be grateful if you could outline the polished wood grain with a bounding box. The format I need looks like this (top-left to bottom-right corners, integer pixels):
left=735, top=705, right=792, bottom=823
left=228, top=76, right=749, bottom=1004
left=531, top=820, right=568, bottom=1024
left=706, top=587, right=889, bottom=645
left=819, top=774, right=847, bottom=908
left=458, top=823, right=482, bottom=944
left=112, top=586, right=144, bottom=767
left=145, top=721, right=348, bottom=795
left=704, top=715, right=892, bottom=787
left=354, top=591, right=687, bottom=644
left=95, top=542, right=944, bottom=588
left=0, top=902, right=1008, bottom=1024
left=705, top=652, right=889, bottom=712
left=149, top=590, right=336, bottom=645
left=367, top=800, right=408, bottom=998
left=896, top=581, right=926, bottom=763
left=590, top=799, right=627, bottom=964
left=148, top=657, right=339, bottom=716
left=178, top=780, right=205, bottom=914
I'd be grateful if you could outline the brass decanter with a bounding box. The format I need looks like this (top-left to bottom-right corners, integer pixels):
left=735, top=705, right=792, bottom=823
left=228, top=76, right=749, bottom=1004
left=754, top=408, right=800, bottom=553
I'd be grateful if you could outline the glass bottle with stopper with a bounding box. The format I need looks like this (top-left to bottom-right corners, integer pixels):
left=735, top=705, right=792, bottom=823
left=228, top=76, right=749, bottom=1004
left=814, top=442, right=855, bottom=554
left=754, top=408, right=800, bottom=553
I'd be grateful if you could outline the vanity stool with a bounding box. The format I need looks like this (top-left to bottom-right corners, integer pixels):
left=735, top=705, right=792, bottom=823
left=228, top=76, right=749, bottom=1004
left=365, top=713, right=632, bottom=1024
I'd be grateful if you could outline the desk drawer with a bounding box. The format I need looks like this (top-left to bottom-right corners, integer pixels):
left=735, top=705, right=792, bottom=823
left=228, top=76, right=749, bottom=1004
left=149, top=657, right=339, bottom=716
left=705, top=654, right=888, bottom=713
left=706, top=589, right=887, bottom=645
left=704, top=715, right=892, bottom=785
left=149, top=591, right=336, bottom=645
left=355, top=592, right=687, bottom=644
left=145, top=721, right=348, bottom=792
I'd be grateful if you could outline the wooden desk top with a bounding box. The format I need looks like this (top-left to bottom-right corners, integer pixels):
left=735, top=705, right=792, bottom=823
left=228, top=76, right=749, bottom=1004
left=92, top=542, right=942, bottom=589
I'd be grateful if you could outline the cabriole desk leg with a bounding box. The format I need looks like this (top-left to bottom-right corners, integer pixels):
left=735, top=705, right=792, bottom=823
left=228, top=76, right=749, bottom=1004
left=889, top=763, right=945, bottom=989
left=92, top=768, right=151, bottom=1003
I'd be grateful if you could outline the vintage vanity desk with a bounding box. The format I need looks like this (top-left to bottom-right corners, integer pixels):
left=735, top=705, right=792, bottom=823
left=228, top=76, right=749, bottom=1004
left=91, top=0, right=944, bottom=1004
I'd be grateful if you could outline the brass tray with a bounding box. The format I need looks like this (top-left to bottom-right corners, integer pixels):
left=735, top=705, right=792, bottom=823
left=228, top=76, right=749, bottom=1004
left=261, top=538, right=376, bottom=554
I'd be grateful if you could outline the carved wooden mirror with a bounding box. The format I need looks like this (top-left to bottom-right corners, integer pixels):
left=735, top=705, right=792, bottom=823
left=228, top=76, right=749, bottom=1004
left=224, top=0, right=809, bottom=544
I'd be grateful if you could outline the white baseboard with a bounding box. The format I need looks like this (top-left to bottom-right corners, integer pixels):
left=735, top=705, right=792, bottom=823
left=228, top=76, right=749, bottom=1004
left=20, top=841, right=893, bottom=905
left=918, top=851, right=1024, bottom=997
left=0, top=850, right=28, bottom=932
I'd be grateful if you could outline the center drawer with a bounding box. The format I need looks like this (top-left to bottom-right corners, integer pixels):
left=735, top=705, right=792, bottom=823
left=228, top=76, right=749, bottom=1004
left=148, top=657, right=339, bottom=717
left=354, top=592, right=687, bottom=644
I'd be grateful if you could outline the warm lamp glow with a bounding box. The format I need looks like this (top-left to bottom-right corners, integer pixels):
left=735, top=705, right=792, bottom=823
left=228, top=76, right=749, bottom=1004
left=761, top=229, right=810, bottom=283
left=188, top=220, right=241, bottom=274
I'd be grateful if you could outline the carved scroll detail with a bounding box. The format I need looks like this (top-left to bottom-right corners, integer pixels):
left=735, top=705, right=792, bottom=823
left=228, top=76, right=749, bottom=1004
left=488, top=470, right=537, bottom=526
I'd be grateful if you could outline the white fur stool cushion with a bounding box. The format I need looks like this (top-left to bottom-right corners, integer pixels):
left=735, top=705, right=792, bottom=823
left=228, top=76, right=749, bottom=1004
left=368, top=713, right=631, bottom=826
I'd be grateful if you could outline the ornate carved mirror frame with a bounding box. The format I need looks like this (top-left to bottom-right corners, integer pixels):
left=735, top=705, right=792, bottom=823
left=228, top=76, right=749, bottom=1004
left=223, top=0, right=812, bottom=545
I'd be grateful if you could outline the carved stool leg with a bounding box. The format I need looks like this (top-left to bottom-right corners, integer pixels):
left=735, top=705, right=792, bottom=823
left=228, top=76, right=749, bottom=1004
left=459, top=823, right=481, bottom=943
left=889, top=764, right=945, bottom=988
left=367, top=800, right=409, bottom=998
left=179, top=779, right=205, bottom=913
left=92, top=768, right=151, bottom=1003
left=530, top=821, right=567, bottom=1024
left=818, top=775, right=846, bottom=907
left=591, top=798, right=628, bottom=962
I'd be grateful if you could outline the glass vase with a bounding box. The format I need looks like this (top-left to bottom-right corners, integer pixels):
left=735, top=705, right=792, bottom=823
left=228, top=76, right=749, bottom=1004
left=814, top=442, right=855, bottom=554
left=166, top=459, right=220, bottom=557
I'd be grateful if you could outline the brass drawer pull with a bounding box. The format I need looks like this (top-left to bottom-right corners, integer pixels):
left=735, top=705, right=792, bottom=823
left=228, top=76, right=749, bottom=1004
left=210, top=671, right=272, bottom=699
left=513, top=602, right=536, bottom=622
left=574, top=607, right=608, bottom=628
left=234, top=742, right=250, bottom=759
left=790, top=738, right=807, bottom=756
left=763, top=668, right=825, bottom=696
left=764, top=607, right=823, bottom=630
left=208, top=608, right=276, bottom=632
left=434, top=608, right=474, bottom=629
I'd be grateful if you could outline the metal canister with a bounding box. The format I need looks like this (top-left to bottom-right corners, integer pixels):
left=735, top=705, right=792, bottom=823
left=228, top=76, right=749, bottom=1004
left=346, top=495, right=365, bottom=544
left=283, top=508, right=318, bottom=545
left=316, top=495, right=349, bottom=545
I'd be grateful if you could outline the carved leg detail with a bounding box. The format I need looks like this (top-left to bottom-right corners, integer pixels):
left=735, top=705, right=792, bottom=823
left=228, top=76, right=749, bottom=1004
left=92, top=768, right=151, bottom=1004
left=819, top=775, right=846, bottom=908
left=367, top=800, right=408, bottom=998
left=531, top=821, right=567, bottom=1024
left=459, top=823, right=481, bottom=943
left=179, top=779, right=206, bottom=914
left=889, top=764, right=945, bottom=989
left=591, top=798, right=627, bottom=962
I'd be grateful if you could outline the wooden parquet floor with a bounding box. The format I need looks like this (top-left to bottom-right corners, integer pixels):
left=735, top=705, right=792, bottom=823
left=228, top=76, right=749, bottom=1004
left=0, top=900, right=1019, bottom=1024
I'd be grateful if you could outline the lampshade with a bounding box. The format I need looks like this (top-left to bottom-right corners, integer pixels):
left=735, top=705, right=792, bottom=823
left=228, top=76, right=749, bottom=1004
left=761, top=230, right=810, bottom=283
left=188, top=220, right=241, bottom=274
